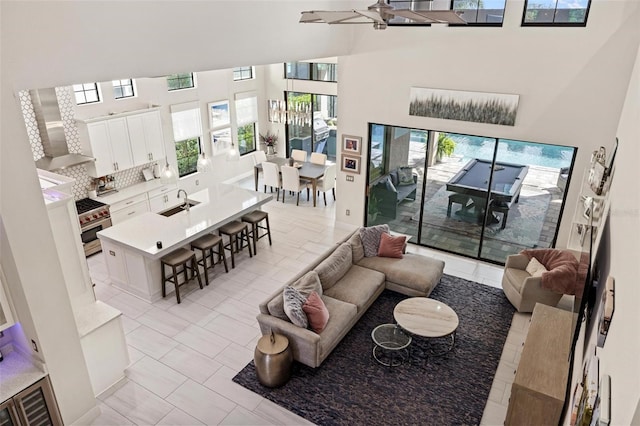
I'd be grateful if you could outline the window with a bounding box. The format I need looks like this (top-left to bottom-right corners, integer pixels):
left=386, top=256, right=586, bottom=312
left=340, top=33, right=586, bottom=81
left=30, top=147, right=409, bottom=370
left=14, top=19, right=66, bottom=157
left=233, top=66, right=254, bottom=81
left=73, top=83, right=101, bottom=105
left=523, top=0, right=590, bottom=25
left=112, top=79, right=135, bottom=99
left=170, top=102, right=202, bottom=177
left=237, top=124, right=256, bottom=155
left=285, top=62, right=337, bottom=82
left=235, top=92, right=258, bottom=155
left=174, top=137, right=200, bottom=176
left=167, top=73, right=195, bottom=91
left=452, top=0, right=506, bottom=24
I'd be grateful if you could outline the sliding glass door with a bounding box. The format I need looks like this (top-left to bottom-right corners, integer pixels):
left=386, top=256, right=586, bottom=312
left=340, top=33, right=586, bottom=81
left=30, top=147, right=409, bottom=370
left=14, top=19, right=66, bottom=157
left=286, top=92, right=337, bottom=161
left=365, top=124, right=576, bottom=264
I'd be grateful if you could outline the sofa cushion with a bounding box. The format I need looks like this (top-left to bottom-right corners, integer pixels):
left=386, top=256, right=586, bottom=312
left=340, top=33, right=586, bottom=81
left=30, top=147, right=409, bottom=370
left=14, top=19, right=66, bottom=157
left=267, top=270, right=323, bottom=320
left=378, top=232, right=406, bottom=259
left=389, top=170, right=399, bottom=187
left=347, top=231, right=365, bottom=264
left=323, top=265, right=385, bottom=312
left=397, top=167, right=414, bottom=186
left=360, top=224, right=389, bottom=257
left=317, top=296, right=358, bottom=359
left=283, top=286, right=308, bottom=328
left=525, top=257, right=547, bottom=277
left=314, top=243, right=353, bottom=290
left=357, top=253, right=444, bottom=296
left=303, top=291, right=330, bottom=333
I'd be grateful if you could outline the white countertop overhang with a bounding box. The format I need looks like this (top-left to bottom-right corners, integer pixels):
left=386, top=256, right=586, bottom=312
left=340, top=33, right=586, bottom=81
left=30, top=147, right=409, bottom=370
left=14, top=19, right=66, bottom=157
left=97, top=184, right=272, bottom=259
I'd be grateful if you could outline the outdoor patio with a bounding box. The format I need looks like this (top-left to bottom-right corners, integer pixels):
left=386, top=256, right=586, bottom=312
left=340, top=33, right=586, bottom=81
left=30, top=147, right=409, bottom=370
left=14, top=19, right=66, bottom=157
left=378, top=154, right=566, bottom=264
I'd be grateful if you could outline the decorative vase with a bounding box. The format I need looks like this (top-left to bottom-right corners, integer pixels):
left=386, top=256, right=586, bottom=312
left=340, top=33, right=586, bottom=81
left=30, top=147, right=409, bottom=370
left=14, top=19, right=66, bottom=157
left=267, top=146, right=275, bottom=156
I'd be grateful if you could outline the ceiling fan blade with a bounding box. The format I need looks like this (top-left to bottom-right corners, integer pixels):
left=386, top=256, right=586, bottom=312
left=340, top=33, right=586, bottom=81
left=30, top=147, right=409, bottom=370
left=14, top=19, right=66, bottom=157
left=392, top=9, right=467, bottom=24
left=300, top=10, right=378, bottom=25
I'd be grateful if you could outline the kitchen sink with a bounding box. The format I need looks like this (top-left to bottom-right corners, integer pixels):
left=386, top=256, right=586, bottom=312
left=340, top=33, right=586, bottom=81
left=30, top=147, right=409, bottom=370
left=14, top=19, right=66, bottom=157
left=159, top=201, right=200, bottom=217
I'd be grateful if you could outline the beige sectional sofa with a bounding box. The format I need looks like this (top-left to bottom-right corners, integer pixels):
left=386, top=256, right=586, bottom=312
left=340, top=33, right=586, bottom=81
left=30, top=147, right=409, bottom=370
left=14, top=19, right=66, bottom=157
left=257, top=229, right=445, bottom=368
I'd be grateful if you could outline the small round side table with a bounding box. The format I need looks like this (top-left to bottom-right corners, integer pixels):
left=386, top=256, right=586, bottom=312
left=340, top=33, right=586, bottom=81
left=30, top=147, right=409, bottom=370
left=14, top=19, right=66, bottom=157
left=254, top=331, right=293, bottom=387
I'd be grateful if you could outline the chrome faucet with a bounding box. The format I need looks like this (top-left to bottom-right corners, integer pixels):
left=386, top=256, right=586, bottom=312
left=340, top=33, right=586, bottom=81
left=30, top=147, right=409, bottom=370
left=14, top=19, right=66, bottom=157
left=177, top=189, right=190, bottom=211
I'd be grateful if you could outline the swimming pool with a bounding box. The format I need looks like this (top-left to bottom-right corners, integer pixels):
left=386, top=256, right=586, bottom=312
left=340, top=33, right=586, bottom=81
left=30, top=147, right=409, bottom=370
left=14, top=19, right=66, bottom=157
left=450, top=134, right=575, bottom=169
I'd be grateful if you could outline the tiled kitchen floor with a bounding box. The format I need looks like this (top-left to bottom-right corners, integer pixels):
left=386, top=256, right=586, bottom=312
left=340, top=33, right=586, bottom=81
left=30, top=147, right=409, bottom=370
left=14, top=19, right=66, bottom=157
left=84, top=180, right=539, bottom=426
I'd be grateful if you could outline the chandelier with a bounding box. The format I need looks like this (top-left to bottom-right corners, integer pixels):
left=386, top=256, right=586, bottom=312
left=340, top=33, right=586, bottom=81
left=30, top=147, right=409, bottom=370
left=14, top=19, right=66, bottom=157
left=268, top=99, right=312, bottom=126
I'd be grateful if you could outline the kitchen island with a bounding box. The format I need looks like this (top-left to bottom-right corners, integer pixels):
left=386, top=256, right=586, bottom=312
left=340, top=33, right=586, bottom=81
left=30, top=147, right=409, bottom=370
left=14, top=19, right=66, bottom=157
left=97, top=183, right=272, bottom=302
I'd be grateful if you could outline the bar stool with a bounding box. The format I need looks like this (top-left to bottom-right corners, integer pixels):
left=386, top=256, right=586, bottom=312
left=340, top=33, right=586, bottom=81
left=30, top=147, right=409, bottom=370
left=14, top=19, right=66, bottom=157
left=190, top=234, right=229, bottom=286
left=241, top=210, right=272, bottom=254
left=161, top=247, right=203, bottom=304
left=218, top=221, right=253, bottom=269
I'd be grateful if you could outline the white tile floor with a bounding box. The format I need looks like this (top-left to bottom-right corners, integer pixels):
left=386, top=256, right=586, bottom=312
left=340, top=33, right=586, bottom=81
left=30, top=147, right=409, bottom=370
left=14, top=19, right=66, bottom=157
left=84, top=182, right=532, bottom=426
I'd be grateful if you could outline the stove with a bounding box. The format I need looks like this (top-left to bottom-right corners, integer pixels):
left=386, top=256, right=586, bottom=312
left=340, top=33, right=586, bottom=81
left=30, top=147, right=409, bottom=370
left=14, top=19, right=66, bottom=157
left=75, top=198, right=112, bottom=256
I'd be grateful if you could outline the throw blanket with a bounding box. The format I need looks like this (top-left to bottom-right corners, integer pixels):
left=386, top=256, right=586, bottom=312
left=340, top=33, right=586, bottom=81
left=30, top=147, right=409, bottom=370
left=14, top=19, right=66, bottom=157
left=521, top=249, right=582, bottom=296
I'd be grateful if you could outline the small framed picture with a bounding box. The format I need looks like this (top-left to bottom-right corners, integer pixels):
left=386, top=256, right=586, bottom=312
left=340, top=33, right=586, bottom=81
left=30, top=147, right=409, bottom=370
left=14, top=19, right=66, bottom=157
left=342, top=135, right=362, bottom=154
left=211, top=127, right=232, bottom=156
left=208, top=100, right=230, bottom=129
left=341, top=155, right=361, bottom=174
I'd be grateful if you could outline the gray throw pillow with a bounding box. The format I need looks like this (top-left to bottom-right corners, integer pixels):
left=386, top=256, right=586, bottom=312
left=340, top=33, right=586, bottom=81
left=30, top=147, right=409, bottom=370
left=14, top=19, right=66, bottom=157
left=360, top=224, right=390, bottom=257
left=397, top=167, right=414, bottom=186
left=385, top=177, right=397, bottom=193
left=267, top=271, right=322, bottom=320
left=283, top=286, right=308, bottom=328
left=347, top=231, right=365, bottom=263
left=314, top=243, right=353, bottom=290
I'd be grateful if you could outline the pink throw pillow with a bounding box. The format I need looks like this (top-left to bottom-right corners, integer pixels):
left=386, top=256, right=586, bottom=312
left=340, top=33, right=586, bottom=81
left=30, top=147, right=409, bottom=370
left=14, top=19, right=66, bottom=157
left=377, top=232, right=406, bottom=259
left=302, top=291, right=330, bottom=333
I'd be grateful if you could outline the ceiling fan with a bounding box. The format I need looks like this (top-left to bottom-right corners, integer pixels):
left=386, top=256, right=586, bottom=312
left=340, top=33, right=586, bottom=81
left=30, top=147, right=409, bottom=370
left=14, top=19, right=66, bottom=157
left=300, top=0, right=466, bottom=30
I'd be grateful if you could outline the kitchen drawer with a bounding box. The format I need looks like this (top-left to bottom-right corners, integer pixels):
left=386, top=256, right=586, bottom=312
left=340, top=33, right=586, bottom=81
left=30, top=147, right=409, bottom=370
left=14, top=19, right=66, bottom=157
left=111, top=200, right=149, bottom=224
left=110, top=193, right=148, bottom=212
left=147, top=184, right=177, bottom=199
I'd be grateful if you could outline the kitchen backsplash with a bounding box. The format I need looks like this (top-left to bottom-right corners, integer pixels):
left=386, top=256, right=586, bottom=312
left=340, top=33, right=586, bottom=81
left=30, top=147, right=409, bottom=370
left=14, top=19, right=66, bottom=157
left=20, top=88, right=153, bottom=200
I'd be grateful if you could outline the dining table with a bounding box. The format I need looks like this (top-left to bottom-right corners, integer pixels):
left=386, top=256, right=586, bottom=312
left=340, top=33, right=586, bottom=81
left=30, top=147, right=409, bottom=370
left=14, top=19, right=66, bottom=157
left=254, top=157, right=330, bottom=207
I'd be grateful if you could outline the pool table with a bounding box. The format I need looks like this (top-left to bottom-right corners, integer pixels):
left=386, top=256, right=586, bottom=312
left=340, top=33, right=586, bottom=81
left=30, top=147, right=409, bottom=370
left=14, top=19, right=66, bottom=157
left=445, top=158, right=529, bottom=227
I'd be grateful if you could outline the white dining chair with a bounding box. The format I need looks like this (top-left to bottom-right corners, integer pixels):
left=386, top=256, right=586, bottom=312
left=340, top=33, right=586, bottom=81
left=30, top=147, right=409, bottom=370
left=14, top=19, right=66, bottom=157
left=291, top=149, right=307, bottom=163
left=253, top=150, right=267, bottom=165
left=316, top=164, right=336, bottom=205
left=262, top=162, right=281, bottom=200
left=281, top=165, right=309, bottom=206
left=310, top=152, right=327, bottom=165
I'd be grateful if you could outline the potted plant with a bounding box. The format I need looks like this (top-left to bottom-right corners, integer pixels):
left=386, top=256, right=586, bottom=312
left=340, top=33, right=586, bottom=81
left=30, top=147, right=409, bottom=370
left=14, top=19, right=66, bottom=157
left=259, top=131, right=278, bottom=155
left=436, top=133, right=456, bottom=162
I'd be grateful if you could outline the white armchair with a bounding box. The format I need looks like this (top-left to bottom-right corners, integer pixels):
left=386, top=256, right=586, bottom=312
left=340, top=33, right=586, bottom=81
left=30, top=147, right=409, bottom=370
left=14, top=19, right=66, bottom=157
left=316, top=164, right=336, bottom=205
left=502, top=254, right=563, bottom=313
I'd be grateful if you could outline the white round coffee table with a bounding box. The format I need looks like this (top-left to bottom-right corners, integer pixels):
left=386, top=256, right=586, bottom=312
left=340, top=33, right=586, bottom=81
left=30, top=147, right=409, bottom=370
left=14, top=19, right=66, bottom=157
left=393, top=297, right=459, bottom=357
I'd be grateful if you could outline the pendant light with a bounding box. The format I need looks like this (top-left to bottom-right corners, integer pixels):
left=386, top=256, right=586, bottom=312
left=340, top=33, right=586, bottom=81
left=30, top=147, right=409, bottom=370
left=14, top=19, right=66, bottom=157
left=160, top=159, right=178, bottom=184
left=196, top=139, right=213, bottom=172
left=227, top=139, right=240, bottom=162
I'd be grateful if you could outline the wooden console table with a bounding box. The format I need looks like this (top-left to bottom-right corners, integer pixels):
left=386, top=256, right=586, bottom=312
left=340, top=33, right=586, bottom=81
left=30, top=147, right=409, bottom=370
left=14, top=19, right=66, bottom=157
left=505, top=303, right=573, bottom=426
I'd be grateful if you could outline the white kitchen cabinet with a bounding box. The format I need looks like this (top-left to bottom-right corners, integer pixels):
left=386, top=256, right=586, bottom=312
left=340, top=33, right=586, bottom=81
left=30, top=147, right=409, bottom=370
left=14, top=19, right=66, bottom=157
left=127, top=110, right=165, bottom=166
left=148, top=186, right=180, bottom=213
left=81, top=118, right=133, bottom=177
left=109, top=193, right=150, bottom=225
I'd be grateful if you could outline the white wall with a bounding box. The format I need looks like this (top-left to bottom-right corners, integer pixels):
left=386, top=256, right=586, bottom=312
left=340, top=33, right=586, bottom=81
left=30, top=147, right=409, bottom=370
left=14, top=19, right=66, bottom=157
left=333, top=0, right=640, bottom=245
left=597, top=41, right=640, bottom=426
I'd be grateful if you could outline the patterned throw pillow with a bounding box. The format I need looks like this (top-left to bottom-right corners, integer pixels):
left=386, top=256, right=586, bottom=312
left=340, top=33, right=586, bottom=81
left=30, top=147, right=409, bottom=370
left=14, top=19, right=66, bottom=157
left=397, top=168, right=414, bottom=186
left=360, top=224, right=390, bottom=257
left=283, top=286, right=308, bottom=328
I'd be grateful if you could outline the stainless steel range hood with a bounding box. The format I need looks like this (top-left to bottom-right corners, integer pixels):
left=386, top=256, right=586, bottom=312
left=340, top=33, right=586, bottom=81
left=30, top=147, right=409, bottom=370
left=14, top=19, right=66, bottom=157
left=31, top=88, right=94, bottom=171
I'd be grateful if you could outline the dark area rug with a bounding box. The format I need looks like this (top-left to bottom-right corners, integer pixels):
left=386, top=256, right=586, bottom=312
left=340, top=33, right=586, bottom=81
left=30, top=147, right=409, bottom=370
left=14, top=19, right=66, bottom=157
left=233, top=275, right=515, bottom=425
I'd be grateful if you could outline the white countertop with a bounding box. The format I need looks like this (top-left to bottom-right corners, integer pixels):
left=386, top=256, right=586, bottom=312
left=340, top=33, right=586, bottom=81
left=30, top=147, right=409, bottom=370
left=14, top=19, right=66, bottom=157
left=0, top=345, right=47, bottom=403
left=97, top=183, right=272, bottom=259
left=94, top=178, right=170, bottom=205
left=75, top=301, right=122, bottom=337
